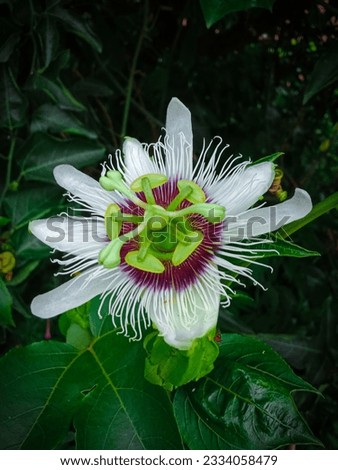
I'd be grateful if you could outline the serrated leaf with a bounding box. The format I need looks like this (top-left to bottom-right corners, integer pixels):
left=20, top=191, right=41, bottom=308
left=200, top=0, right=276, bottom=28
left=27, top=74, right=86, bottom=112
left=0, top=65, right=27, bottom=129
left=30, top=104, right=97, bottom=139
left=303, top=43, right=338, bottom=104
left=4, top=185, right=62, bottom=227
left=50, top=5, right=102, bottom=53
left=0, top=277, right=14, bottom=327
left=174, top=334, right=320, bottom=450
left=0, top=333, right=182, bottom=449
left=19, top=133, right=105, bottom=183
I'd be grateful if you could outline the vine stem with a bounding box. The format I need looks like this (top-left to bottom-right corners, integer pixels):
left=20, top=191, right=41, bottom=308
left=120, top=0, right=149, bottom=141
left=0, top=136, right=16, bottom=208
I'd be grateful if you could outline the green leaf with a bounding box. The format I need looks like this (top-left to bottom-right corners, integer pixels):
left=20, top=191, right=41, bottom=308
left=257, top=334, right=322, bottom=371
left=31, top=104, right=97, bottom=139
left=75, top=78, right=114, bottom=98
left=0, top=333, right=182, bottom=449
left=281, top=192, right=338, bottom=237
left=0, top=341, right=96, bottom=449
left=303, top=43, right=338, bottom=104
left=174, top=334, right=321, bottom=450
left=59, top=304, right=91, bottom=336
left=19, top=133, right=105, bottom=183
left=0, top=65, right=28, bottom=129
left=6, top=260, right=40, bottom=287
left=254, top=236, right=320, bottom=259
left=46, top=49, right=71, bottom=76
left=200, top=0, right=276, bottom=28
left=50, top=5, right=102, bottom=53
left=0, top=216, right=10, bottom=227
left=0, top=17, right=20, bottom=63
left=12, top=227, right=51, bottom=261
left=27, top=74, right=86, bottom=112
left=253, top=152, right=284, bottom=165
left=88, top=294, right=109, bottom=337
left=37, top=15, right=60, bottom=72
left=0, top=277, right=14, bottom=327
left=4, top=185, right=62, bottom=227
left=0, top=32, right=20, bottom=63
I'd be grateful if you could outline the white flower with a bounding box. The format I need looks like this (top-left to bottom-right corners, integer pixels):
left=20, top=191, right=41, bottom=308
left=30, top=98, right=312, bottom=350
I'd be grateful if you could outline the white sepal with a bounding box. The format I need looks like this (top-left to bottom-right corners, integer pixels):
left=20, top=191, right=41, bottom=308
left=165, top=97, right=193, bottom=180
left=226, top=188, right=312, bottom=240
left=123, top=137, right=160, bottom=185
left=31, top=268, right=113, bottom=319
left=209, top=161, right=275, bottom=215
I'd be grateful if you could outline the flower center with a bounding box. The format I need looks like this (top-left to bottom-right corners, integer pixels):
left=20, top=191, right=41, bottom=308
left=99, top=171, right=225, bottom=274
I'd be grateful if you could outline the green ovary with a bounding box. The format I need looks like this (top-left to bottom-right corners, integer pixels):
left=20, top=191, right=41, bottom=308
left=99, top=172, right=225, bottom=273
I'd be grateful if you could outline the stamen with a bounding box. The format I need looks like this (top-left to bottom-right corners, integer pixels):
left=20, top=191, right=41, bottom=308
left=141, top=177, right=156, bottom=205
left=167, top=180, right=206, bottom=211
left=167, top=185, right=192, bottom=211
left=104, top=203, right=122, bottom=240
left=99, top=220, right=148, bottom=268
left=99, top=173, right=225, bottom=273
left=171, top=203, right=226, bottom=223
left=99, top=170, right=147, bottom=209
left=137, top=236, right=152, bottom=261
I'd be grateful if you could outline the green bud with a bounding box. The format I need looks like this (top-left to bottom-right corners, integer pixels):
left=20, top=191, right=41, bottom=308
left=143, top=328, right=219, bottom=390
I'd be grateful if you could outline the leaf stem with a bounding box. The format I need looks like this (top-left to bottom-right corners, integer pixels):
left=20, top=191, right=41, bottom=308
left=120, top=0, right=149, bottom=141
left=0, top=136, right=16, bottom=208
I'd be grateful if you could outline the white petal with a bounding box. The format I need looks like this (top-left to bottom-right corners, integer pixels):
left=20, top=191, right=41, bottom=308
left=165, top=97, right=193, bottom=179
left=225, top=188, right=312, bottom=240
left=54, top=164, right=114, bottom=215
left=209, top=162, right=275, bottom=215
left=123, top=137, right=160, bottom=185
left=146, top=268, right=220, bottom=350
left=29, top=217, right=106, bottom=257
left=31, top=268, right=112, bottom=319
